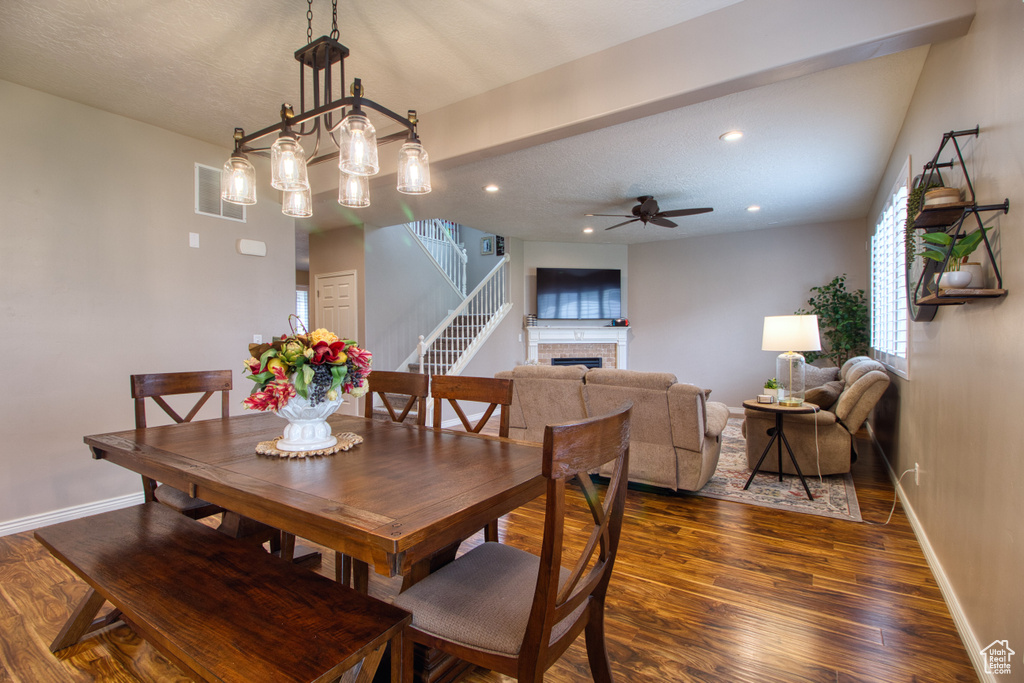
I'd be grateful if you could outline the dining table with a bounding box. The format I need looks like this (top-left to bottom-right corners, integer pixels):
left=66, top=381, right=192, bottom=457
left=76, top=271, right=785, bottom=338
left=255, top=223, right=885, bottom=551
left=84, top=412, right=547, bottom=585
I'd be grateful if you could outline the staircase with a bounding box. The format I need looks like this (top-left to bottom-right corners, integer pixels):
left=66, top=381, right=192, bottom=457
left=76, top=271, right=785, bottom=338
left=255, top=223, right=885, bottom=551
left=398, top=253, right=512, bottom=378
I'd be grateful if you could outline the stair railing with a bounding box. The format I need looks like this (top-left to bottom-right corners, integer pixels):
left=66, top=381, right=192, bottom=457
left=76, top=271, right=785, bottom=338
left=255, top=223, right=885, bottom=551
left=396, top=253, right=511, bottom=377
left=405, top=219, right=467, bottom=297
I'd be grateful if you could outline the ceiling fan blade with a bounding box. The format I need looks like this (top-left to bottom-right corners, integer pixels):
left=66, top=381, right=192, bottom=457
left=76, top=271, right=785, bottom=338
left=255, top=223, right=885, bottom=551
left=658, top=207, right=714, bottom=217
left=639, top=196, right=659, bottom=215
left=605, top=219, right=639, bottom=230
left=585, top=213, right=633, bottom=218
left=649, top=217, right=678, bottom=228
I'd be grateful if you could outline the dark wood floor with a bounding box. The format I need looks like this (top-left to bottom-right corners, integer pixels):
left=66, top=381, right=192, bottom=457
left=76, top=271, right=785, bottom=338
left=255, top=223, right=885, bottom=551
left=0, top=426, right=977, bottom=682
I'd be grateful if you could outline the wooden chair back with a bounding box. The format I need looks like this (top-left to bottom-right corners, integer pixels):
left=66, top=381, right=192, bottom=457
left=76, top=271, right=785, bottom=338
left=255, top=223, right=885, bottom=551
left=521, top=401, right=632, bottom=678
left=129, top=370, right=232, bottom=509
left=130, top=370, right=232, bottom=429
left=364, top=371, right=429, bottom=427
left=430, top=375, right=513, bottom=437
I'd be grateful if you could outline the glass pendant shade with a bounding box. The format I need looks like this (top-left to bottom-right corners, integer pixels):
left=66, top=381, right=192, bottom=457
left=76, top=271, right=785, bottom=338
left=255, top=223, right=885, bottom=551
left=339, top=172, right=370, bottom=208
left=221, top=154, right=257, bottom=205
left=282, top=188, right=312, bottom=218
left=271, top=136, right=309, bottom=191
left=335, top=113, right=379, bottom=176
left=396, top=141, right=431, bottom=194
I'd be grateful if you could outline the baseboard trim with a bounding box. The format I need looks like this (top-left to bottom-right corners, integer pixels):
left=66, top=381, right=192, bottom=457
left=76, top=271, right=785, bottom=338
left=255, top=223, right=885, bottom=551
left=867, top=425, right=991, bottom=683
left=0, top=492, right=146, bottom=537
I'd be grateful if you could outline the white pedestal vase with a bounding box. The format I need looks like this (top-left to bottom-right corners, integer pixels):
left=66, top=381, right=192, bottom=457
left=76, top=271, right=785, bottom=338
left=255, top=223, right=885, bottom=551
left=274, top=392, right=344, bottom=452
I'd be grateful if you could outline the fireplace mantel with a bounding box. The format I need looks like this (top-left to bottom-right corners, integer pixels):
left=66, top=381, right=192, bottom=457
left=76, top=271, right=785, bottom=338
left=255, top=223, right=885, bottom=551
left=525, top=326, right=630, bottom=369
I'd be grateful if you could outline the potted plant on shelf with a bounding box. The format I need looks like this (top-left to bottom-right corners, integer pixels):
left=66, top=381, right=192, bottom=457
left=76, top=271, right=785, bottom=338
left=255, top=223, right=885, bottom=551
left=920, top=227, right=989, bottom=289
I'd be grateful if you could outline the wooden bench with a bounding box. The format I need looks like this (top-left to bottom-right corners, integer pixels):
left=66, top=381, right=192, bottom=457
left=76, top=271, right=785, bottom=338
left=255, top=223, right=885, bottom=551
left=34, top=503, right=411, bottom=683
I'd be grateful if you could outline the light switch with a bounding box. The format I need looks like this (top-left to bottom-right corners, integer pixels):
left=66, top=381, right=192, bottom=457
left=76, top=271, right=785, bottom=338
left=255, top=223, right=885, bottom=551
left=189, top=232, right=200, bottom=248
left=253, top=335, right=263, bottom=344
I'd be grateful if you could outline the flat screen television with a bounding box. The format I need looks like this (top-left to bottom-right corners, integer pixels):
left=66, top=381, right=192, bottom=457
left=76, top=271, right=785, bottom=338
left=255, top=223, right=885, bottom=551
left=536, top=268, right=621, bottom=320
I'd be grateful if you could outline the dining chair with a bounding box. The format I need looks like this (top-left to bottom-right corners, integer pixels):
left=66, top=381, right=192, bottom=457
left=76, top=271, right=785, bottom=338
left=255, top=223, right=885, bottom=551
left=364, top=370, right=429, bottom=426
left=430, top=374, right=514, bottom=543
left=130, top=370, right=232, bottom=520
left=394, top=401, right=632, bottom=683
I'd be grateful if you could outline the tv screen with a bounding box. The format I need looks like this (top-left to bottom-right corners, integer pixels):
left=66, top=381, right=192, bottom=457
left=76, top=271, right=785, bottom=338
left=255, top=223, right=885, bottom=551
left=536, top=268, right=621, bottom=320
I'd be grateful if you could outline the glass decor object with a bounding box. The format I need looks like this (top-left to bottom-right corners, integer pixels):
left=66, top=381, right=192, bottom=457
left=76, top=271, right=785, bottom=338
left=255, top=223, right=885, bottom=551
left=271, top=135, right=309, bottom=191
left=335, top=113, right=379, bottom=176
left=339, top=172, right=370, bottom=208
left=761, top=315, right=821, bottom=407
left=397, top=140, right=431, bottom=194
left=221, top=154, right=257, bottom=205
left=282, top=187, right=312, bottom=218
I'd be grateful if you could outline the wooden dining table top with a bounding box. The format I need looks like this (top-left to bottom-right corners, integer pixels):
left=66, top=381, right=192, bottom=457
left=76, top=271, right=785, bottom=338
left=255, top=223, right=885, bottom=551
left=84, top=413, right=546, bottom=578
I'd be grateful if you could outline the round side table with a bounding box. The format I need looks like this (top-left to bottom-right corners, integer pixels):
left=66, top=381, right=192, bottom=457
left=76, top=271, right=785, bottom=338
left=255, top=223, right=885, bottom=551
left=741, top=399, right=820, bottom=500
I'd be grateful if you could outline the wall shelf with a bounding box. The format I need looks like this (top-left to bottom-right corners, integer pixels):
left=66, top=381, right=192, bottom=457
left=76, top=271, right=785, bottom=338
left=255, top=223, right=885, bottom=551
left=909, top=127, right=1009, bottom=314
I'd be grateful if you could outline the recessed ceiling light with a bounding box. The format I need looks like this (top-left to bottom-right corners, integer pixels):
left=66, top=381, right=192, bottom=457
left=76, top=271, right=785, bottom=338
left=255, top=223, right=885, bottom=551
left=483, top=184, right=500, bottom=193
left=719, top=130, right=744, bottom=142
left=583, top=227, right=594, bottom=234
left=747, top=205, right=761, bottom=212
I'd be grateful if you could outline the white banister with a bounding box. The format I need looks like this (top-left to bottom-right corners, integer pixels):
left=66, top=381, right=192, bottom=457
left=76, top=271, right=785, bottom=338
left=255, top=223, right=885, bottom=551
left=397, top=253, right=512, bottom=377
left=405, top=219, right=467, bottom=297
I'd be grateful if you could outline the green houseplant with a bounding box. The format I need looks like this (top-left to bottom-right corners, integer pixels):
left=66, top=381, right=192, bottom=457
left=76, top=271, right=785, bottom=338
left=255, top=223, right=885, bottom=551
left=919, top=226, right=989, bottom=272
left=796, top=275, right=869, bottom=368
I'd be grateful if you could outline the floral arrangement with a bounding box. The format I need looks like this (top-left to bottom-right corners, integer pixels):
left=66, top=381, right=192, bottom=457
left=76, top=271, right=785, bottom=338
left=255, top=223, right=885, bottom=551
left=243, top=318, right=371, bottom=412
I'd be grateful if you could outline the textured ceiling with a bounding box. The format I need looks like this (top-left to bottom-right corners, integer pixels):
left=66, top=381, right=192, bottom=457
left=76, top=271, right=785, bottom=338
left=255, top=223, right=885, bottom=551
left=1, top=0, right=960, bottom=257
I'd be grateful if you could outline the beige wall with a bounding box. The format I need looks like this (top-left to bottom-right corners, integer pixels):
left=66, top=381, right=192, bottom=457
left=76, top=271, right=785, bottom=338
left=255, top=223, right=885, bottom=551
left=869, top=0, right=1023, bottom=668
left=0, top=80, right=295, bottom=527
left=627, top=221, right=869, bottom=406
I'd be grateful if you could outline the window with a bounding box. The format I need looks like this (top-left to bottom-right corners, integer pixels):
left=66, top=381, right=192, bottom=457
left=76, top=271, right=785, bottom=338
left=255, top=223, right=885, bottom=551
left=296, top=288, right=310, bottom=331
left=870, top=160, right=909, bottom=377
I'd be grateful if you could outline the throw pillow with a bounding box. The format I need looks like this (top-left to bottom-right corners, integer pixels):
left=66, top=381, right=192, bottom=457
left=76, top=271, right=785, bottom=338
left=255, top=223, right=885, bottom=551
left=805, top=380, right=844, bottom=409
left=804, top=364, right=840, bottom=389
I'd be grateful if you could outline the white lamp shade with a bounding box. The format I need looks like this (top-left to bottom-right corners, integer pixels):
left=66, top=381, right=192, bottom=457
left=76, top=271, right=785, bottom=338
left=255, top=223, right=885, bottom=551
left=221, top=155, right=256, bottom=205
left=339, top=172, right=370, bottom=208
left=396, top=141, right=431, bottom=194
left=762, top=315, right=822, bottom=352
left=271, top=136, right=309, bottom=191
left=282, top=187, right=312, bottom=218
left=334, top=113, right=379, bottom=176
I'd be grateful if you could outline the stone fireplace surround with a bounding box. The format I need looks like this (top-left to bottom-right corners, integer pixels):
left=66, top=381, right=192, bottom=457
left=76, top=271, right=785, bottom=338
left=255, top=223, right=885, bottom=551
left=525, top=326, right=629, bottom=369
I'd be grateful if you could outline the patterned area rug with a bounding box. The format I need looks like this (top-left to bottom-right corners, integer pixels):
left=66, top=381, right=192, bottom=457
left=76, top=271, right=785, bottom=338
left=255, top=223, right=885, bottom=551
left=690, top=419, right=862, bottom=522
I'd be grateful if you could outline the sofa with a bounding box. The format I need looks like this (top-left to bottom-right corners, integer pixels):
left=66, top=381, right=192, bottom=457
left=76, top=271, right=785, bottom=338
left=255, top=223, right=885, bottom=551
left=741, top=356, right=890, bottom=476
left=495, top=365, right=730, bottom=491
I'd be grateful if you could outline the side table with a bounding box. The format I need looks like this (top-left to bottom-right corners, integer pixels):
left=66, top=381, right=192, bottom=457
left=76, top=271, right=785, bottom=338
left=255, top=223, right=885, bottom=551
left=741, top=399, right=820, bottom=500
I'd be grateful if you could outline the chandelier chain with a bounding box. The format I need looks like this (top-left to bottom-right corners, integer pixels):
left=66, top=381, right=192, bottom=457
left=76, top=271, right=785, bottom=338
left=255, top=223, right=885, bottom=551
left=331, top=0, right=339, bottom=40
left=307, top=0, right=314, bottom=44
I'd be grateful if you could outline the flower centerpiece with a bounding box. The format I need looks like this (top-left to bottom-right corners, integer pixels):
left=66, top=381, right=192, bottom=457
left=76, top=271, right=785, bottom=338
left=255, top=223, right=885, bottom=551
left=243, top=317, right=371, bottom=452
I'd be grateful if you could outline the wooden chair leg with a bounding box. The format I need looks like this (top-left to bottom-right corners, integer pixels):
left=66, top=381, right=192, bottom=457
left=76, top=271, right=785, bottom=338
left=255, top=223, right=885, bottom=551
left=280, top=532, right=296, bottom=562
left=335, top=551, right=352, bottom=586
left=584, top=606, right=614, bottom=683
left=353, top=559, right=369, bottom=594
left=484, top=518, right=499, bottom=543
left=401, top=629, right=415, bottom=683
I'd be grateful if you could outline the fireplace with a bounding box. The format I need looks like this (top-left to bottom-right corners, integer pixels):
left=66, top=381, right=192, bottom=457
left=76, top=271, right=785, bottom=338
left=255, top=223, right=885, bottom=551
left=525, top=326, right=629, bottom=369
left=551, top=357, right=602, bottom=369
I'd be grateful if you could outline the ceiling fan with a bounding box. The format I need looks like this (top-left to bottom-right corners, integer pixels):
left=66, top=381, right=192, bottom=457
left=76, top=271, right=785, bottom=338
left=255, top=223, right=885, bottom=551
left=586, top=196, right=713, bottom=230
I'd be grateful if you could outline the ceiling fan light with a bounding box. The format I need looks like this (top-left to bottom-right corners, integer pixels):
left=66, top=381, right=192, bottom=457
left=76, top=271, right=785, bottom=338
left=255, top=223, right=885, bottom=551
left=334, top=113, right=379, bottom=176
left=339, top=172, right=370, bottom=208
left=397, top=141, right=431, bottom=194
left=221, top=154, right=257, bottom=205
left=271, top=135, right=309, bottom=191
left=282, top=187, right=312, bottom=218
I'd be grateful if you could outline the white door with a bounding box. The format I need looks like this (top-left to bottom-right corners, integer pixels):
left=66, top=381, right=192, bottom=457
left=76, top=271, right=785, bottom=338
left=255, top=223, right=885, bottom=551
left=314, top=270, right=360, bottom=415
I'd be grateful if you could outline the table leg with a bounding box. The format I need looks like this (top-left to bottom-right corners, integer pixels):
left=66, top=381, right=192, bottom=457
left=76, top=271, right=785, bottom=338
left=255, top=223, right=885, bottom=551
left=778, top=425, right=814, bottom=500
left=743, top=427, right=780, bottom=491
left=744, top=413, right=814, bottom=501
left=50, top=588, right=116, bottom=652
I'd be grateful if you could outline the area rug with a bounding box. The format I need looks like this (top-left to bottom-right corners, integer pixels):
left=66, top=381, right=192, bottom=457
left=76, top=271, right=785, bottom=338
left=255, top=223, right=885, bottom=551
left=690, top=419, right=862, bottom=521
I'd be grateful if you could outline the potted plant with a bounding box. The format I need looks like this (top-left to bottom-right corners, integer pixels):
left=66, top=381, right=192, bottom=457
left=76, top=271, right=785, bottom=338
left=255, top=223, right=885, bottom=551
left=796, top=275, right=869, bottom=368
left=920, top=226, right=989, bottom=289
left=763, top=378, right=779, bottom=399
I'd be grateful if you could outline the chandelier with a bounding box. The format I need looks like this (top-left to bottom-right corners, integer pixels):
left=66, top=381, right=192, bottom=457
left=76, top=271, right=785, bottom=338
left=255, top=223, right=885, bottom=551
left=221, top=0, right=431, bottom=218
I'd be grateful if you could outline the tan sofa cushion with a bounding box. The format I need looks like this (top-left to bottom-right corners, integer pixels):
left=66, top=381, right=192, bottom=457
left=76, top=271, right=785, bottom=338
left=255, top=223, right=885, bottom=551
left=834, top=369, right=890, bottom=433
left=805, top=380, right=844, bottom=410
left=845, top=359, right=885, bottom=385
left=840, top=356, right=872, bottom=381
left=497, top=365, right=588, bottom=443
left=804, top=364, right=840, bottom=389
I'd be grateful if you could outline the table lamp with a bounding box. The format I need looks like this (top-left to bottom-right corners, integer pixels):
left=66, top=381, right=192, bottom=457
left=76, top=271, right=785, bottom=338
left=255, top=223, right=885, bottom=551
left=762, top=315, right=822, bottom=406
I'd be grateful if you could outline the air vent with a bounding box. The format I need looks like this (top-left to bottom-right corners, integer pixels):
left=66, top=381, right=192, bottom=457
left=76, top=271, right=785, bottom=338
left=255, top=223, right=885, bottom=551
left=195, top=163, right=245, bottom=222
